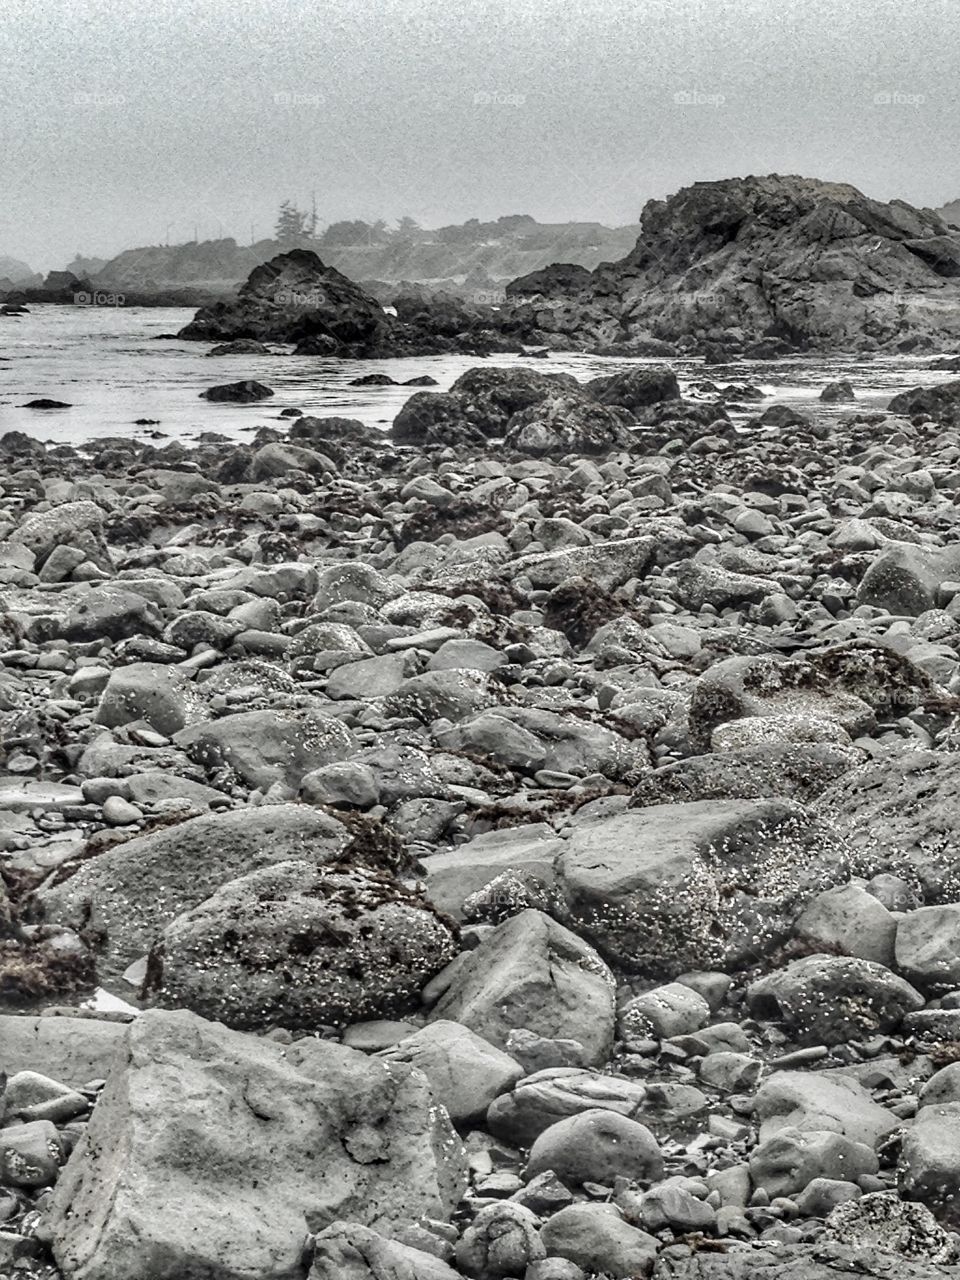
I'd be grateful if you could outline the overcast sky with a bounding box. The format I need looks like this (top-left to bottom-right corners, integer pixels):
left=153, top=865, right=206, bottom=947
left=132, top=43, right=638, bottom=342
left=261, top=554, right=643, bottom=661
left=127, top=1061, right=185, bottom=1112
left=2, top=0, right=960, bottom=271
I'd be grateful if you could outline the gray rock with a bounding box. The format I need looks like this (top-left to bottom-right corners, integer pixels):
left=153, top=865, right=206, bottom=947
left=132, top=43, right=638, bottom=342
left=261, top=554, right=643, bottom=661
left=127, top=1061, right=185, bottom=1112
left=753, top=1070, right=899, bottom=1146
left=426, top=910, right=615, bottom=1066
left=455, top=1203, right=546, bottom=1278
left=48, top=1010, right=467, bottom=1280
left=487, top=1068, right=648, bottom=1147
left=899, top=1102, right=960, bottom=1227
left=895, top=905, right=960, bottom=990
left=749, top=1126, right=879, bottom=1197
left=378, top=1021, right=523, bottom=1126
left=525, top=1109, right=663, bottom=1186
left=151, top=861, right=458, bottom=1030
left=539, top=1204, right=658, bottom=1279
left=794, top=884, right=898, bottom=968
left=174, top=707, right=356, bottom=789
left=825, top=1191, right=957, bottom=1264
left=309, top=1222, right=459, bottom=1280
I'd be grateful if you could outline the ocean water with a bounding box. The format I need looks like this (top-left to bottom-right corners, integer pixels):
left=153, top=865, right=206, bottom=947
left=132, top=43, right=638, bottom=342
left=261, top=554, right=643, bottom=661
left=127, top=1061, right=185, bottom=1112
left=0, top=302, right=955, bottom=447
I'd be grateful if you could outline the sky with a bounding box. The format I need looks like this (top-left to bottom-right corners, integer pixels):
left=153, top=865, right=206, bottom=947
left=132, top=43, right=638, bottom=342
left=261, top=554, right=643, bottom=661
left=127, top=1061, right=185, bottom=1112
left=3, top=0, right=960, bottom=272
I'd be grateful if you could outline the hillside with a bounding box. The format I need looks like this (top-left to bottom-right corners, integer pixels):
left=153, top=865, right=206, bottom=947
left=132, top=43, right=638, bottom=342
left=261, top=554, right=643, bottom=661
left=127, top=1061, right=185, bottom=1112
left=78, top=217, right=639, bottom=296
left=0, top=253, right=40, bottom=288
left=512, top=174, right=960, bottom=354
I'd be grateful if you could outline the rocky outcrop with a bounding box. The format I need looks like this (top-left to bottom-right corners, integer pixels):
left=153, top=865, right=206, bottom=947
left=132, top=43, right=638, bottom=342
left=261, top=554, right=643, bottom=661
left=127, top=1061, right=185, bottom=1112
left=509, top=174, right=960, bottom=354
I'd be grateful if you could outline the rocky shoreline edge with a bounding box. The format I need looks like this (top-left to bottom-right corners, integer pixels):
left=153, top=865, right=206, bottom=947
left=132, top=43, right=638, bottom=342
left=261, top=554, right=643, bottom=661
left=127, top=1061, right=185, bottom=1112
left=3, top=364, right=960, bottom=1278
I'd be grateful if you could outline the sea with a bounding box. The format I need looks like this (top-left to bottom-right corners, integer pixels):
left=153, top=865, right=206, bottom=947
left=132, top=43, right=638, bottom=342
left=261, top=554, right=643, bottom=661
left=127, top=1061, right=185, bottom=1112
left=0, top=302, right=956, bottom=447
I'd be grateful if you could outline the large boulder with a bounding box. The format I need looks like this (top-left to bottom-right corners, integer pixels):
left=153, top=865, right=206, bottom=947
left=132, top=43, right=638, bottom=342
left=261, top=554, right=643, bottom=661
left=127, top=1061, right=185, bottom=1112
left=555, top=799, right=832, bottom=976
left=649, top=1241, right=959, bottom=1278
left=179, top=249, right=391, bottom=353
left=310, top=1223, right=459, bottom=1280
left=426, top=910, right=615, bottom=1066
left=149, top=862, right=458, bottom=1030
left=94, top=663, right=200, bottom=737
left=49, top=1009, right=467, bottom=1280
left=37, top=805, right=349, bottom=982
left=899, top=1102, right=960, bottom=1228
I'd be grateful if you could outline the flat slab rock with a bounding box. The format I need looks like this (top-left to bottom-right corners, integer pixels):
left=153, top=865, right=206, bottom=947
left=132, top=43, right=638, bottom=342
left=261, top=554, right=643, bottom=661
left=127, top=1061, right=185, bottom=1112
left=651, top=1241, right=960, bottom=1278
left=0, top=777, right=84, bottom=810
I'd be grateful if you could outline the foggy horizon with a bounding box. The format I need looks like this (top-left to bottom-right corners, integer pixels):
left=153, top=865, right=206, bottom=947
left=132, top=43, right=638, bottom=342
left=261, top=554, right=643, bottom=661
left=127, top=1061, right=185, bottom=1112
left=4, top=0, right=960, bottom=272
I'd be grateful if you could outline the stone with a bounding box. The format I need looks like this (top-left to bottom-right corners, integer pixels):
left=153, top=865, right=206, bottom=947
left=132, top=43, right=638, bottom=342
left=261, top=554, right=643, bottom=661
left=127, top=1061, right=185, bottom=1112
left=746, top=955, right=924, bottom=1046
left=420, top=824, right=563, bottom=921
left=538, top=1204, right=658, bottom=1279
left=525, top=1109, right=663, bottom=1186
left=753, top=1071, right=899, bottom=1146
left=895, top=905, right=960, bottom=990
left=794, top=884, right=898, bottom=967
left=455, top=1203, right=546, bottom=1277
left=486, top=1068, right=648, bottom=1148
left=49, top=1009, right=467, bottom=1280
left=619, top=982, right=711, bottom=1040
left=200, top=379, right=274, bottom=402
left=749, top=1127, right=879, bottom=1198
left=38, top=805, right=349, bottom=982
left=0, top=1015, right=126, bottom=1084
left=0, top=1119, right=63, bottom=1187
left=309, top=1223, right=460, bottom=1280
left=899, top=1102, right=960, bottom=1227
left=378, top=1021, right=523, bottom=1126
left=150, top=862, right=458, bottom=1030
left=825, top=1191, right=957, bottom=1264
left=555, top=799, right=824, bottom=976
left=426, top=911, right=615, bottom=1067
left=174, top=707, right=356, bottom=790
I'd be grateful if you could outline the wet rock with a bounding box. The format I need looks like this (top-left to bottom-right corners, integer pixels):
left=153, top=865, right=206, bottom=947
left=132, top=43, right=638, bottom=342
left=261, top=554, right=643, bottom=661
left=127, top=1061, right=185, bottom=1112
left=200, top=379, right=275, bottom=402
left=94, top=662, right=198, bottom=737
left=379, top=1021, right=522, bottom=1126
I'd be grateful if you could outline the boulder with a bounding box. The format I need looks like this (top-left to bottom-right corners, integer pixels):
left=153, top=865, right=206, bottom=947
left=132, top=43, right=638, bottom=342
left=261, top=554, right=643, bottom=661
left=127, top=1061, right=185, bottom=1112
left=899, top=1102, right=960, bottom=1228
left=753, top=1071, right=899, bottom=1146
left=525, top=1109, right=663, bottom=1185
left=749, top=1126, right=879, bottom=1197
left=539, top=1204, right=658, bottom=1279
left=49, top=1009, right=467, bottom=1280
left=200, top=379, right=274, bottom=403
left=37, top=805, right=349, bottom=982
left=555, top=799, right=827, bottom=975
left=174, top=707, right=356, bottom=789
left=503, top=395, right=637, bottom=455
left=746, top=954, right=924, bottom=1046
left=149, top=862, right=458, bottom=1030
left=895, top=905, right=960, bottom=990
left=378, top=1021, right=522, bottom=1125
left=310, top=1222, right=459, bottom=1280
left=94, top=663, right=198, bottom=737
left=858, top=542, right=960, bottom=615
left=486, top=1067, right=648, bottom=1147
left=426, top=910, right=615, bottom=1066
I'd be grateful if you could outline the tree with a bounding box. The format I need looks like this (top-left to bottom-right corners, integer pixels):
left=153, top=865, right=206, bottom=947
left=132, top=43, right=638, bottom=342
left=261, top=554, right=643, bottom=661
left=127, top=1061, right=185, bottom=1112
left=275, top=201, right=315, bottom=248
left=396, top=215, right=422, bottom=239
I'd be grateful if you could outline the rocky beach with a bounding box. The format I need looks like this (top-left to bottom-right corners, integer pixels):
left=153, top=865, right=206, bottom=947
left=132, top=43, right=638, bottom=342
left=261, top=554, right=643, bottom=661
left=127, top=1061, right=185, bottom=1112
left=4, top=284, right=960, bottom=1278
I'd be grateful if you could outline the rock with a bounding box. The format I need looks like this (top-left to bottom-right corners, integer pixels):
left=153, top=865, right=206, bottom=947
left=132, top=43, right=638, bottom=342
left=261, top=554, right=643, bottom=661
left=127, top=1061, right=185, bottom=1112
left=420, top=824, right=563, bottom=921
left=0, top=1119, right=63, bottom=1187
left=619, top=983, right=711, bottom=1040
left=150, top=861, right=458, bottom=1030
left=206, top=338, right=272, bottom=356
left=251, top=441, right=334, bottom=479
left=174, top=706, right=356, bottom=789
left=555, top=799, right=826, bottom=976
left=649, top=1241, right=959, bottom=1278
left=62, top=586, right=161, bottom=642
left=818, top=752, right=960, bottom=901
left=821, top=380, right=856, bottom=402
left=746, top=955, right=924, bottom=1046
left=486, top=1068, right=647, bottom=1148
left=825, top=1191, right=957, bottom=1264
left=794, top=884, right=898, bottom=967
left=426, top=910, right=615, bottom=1067
left=899, top=1102, right=960, bottom=1228
left=539, top=1204, right=658, bottom=1279
left=640, top=1183, right=717, bottom=1233
left=200, top=379, right=275, bottom=402
left=455, top=1203, right=546, bottom=1278
left=858, top=543, right=960, bottom=615
left=383, top=670, right=496, bottom=724
left=504, top=395, right=637, bottom=455
left=753, top=1071, right=899, bottom=1146
left=38, top=805, right=349, bottom=982
left=525, top=1109, right=663, bottom=1186
left=0, top=1015, right=126, bottom=1084
left=920, top=1062, right=960, bottom=1107
left=895, top=905, right=960, bottom=990
left=749, top=1126, right=879, bottom=1197
left=310, top=1222, right=460, bottom=1280
left=378, top=1021, right=523, bottom=1126
left=504, top=535, right=658, bottom=591
left=301, top=761, right=380, bottom=808
left=94, top=663, right=198, bottom=737
left=585, top=367, right=680, bottom=412
left=48, top=1009, right=467, bottom=1280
